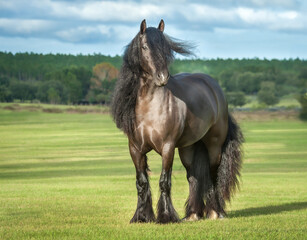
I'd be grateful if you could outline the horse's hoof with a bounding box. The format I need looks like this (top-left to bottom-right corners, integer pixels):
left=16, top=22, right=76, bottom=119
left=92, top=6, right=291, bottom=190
left=130, top=216, right=146, bottom=223
left=130, top=212, right=155, bottom=223
left=182, top=213, right=200, bottom=222
left=130, top=217, right=155, bottom=223
left=207, top=210, right=219, bottom=220
left=157, top=213, right=179, bottom=224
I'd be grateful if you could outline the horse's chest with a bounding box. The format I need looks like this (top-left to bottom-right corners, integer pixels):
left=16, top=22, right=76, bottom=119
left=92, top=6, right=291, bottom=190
left=135, top=97, right=183, bottom=153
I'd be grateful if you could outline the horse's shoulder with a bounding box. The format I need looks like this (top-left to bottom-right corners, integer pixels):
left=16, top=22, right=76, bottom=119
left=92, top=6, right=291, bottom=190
left=173, top=72, right=214, bottom=81
left=171, top=73, right=218, bottom=89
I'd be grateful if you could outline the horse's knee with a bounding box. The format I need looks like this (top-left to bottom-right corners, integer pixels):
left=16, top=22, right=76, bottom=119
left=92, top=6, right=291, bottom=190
left=159, top=170, right=171, bottom=193
left=136, top=172, right=149, bottom=195
left=157, top=169, right=179, bottom=223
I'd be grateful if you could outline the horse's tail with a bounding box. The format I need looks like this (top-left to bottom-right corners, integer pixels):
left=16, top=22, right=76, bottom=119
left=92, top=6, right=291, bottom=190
left=217, top=113, right=244, bottom=203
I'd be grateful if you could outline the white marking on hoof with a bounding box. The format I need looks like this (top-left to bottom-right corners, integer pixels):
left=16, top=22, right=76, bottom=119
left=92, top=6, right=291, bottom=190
left=208, top=210, right=219, bottom=220
left=183, top=213, right=200, bottom=222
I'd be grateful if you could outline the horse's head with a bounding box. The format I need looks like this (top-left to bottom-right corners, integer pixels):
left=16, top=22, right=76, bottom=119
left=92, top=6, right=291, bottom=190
left=139, top=19, right=171, bottom=87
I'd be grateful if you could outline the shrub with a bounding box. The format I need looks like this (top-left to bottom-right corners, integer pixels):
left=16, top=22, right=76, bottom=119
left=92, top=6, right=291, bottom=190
left=298, top=92, right=307, bottom=121
left=226, top=91, right=246, bottom=107
left=257, top=81, right=279, bottom=106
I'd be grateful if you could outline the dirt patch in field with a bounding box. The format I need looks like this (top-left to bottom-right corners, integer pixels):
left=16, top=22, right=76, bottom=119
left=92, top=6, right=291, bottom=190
left=1, top=104, right=300, bottom=119
left=42, top=108, right=63, bottom=113
left=232, top=110, right=299, bottom=122
left=3, top=105, right=17, bottom=111
left=1, top=103, right=110, bottom=115
left=65, top=107, right=109, bottom=114
left=3, top=104, right=42, bottom=112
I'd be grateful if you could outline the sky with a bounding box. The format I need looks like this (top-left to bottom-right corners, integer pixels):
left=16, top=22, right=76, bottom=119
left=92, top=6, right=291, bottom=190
left=0, top=0, right=306, bottom=59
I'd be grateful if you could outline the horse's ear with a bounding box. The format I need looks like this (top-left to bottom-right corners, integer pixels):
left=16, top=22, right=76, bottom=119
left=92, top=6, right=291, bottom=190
left=140, top=19, right=146, bottom=34
left=158, top=19, right=165, bottom=32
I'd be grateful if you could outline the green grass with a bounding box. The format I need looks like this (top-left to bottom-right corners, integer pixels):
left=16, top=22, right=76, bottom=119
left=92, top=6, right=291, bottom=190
left=0, top=104, right=306, bottom=239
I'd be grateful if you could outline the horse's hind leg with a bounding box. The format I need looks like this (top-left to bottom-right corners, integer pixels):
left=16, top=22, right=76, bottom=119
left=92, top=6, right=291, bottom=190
left=129, top=143, right=155, bottom=223
left=157, top=144, right=179, bottom=223
left=179, top=141, right=212, bottom=221
left=204, top=142, right=225, bottom=219
left=203, top=120, right=228, bottom=219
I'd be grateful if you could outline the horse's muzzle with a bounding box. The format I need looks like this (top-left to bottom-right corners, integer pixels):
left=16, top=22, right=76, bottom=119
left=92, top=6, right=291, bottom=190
left=155, top=72, right=170, bottom=86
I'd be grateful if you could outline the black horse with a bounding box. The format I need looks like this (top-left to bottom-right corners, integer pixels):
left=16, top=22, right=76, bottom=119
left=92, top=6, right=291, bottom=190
left=111, top=19, right=243, bottom=224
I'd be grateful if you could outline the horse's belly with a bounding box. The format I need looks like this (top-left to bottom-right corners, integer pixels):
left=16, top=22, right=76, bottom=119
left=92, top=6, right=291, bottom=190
left=176, top=115, right=213, bottom=148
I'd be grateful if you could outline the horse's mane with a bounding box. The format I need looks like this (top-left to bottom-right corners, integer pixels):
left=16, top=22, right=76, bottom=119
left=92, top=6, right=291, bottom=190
left=111, top=28, right=194, bottom=136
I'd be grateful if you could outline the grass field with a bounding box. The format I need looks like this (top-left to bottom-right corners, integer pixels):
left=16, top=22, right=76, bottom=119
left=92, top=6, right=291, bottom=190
left=0, top=104, right=306, bottom=239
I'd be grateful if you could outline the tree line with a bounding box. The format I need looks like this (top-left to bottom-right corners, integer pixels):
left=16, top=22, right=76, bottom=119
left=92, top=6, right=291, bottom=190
left=0, top=52, right=306, bottom=111
left=0, top=52, right=121, bottom=104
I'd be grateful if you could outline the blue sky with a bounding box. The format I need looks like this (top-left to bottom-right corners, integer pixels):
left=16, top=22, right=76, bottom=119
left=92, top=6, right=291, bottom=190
left=0, top=0, right=306, bottom=59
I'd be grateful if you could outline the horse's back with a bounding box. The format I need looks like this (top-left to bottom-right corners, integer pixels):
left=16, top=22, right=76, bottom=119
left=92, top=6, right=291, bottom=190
left=173, top=73, right=225, bottom=97
left=168, top=73, right=227, bottom=119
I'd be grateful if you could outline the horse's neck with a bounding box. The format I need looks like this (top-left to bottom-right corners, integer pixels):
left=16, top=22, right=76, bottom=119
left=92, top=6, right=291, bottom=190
left=139, top=76, right=163, bottom=99
left=137, top=78, right=169, bottom=109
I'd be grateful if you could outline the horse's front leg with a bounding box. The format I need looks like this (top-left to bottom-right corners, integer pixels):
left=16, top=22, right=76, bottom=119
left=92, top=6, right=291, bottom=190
left=129, top=143, right=155, bottom=223
left=157, top=144, right=179, bottom=223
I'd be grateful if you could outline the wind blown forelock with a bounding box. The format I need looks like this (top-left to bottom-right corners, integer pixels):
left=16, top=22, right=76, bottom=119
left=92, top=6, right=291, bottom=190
left=145, top=27, right=195, bottom=71
left=165, top=34, right=195, bottom=58
left=111, top=34, right=141, bottom=136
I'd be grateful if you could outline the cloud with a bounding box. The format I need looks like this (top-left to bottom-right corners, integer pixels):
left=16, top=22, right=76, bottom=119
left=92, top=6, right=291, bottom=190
left=173, top=0, right=300, bottom=9
left=0, top=0, right=306, bottom=58
left=77, top=2, right=164, bottom=22
left=173, top=3, right=305, bottom=33
left=0, top=18, right=55, bottom=36
left=178, top=4, right=237, bottom=23
left=55, top=25, right=112, bottom=43
left=1, top=1, right=306, bottom=37
left=236, top=7, right=304, bottom=31
left=42, top=1, right=169, bottom=22
left=246, top=0, right=300, bottom=9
